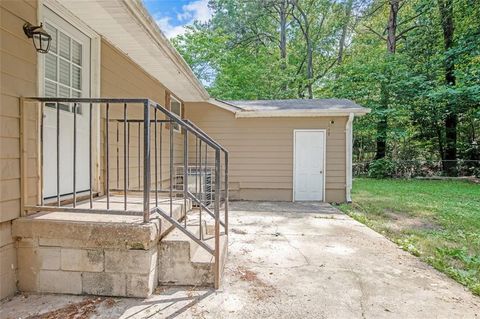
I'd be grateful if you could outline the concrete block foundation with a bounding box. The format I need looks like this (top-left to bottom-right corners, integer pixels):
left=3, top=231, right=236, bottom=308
left=11, top=198, right=226, bottom=298
left=12, top=200, right=185, bottom=298
left=14, top=235, right=159, bottom=297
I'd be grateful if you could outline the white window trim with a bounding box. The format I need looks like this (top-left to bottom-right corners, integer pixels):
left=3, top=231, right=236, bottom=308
left=37, top=0, right=102, bottom=193
left=292, top=129, right=327, bottom=202
left=170, top=95, right=183, bottom=133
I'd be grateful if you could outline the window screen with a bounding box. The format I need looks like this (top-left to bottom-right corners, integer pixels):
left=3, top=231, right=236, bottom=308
left=170, top=97, right=182, bottom=132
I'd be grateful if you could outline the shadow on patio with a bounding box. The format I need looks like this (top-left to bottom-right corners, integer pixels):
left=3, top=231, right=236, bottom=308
left=1, top=287, right=215, bottom=319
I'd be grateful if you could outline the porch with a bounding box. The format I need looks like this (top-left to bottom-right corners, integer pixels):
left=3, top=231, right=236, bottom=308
left=14, top=97, right=229, bottom=297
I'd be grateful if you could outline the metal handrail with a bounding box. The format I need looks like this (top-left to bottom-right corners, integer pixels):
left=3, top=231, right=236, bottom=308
left=184, top=119, right=229, bottom=236
left=23, top=97, right=149, bottom=103
left=151, top=101, right=228, bottom=288
left=23, top=96, right=229, bottom=289
left=24, top=97, right=153, bottom=222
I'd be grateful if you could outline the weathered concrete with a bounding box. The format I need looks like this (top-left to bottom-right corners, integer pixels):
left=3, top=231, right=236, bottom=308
left=82, top=272, right=126, bottom=296
left=11, top=196, right=188, bottom=298
left=14, top=237, right=158, bottom=297
left=61, top=248, right=104, bottom=272
left=2, top=201, right=479, bottom=318
left=158, top=225, right=227, bottom=286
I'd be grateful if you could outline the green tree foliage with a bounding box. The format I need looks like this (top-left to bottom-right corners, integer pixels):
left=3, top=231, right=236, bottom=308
left=173, top=0, right=480, bottom=173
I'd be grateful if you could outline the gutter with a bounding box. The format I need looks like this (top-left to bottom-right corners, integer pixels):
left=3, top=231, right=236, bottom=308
left=345, top=113, right=354, bottom=203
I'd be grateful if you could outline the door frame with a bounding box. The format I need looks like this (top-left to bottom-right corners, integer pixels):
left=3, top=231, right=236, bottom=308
left=36, top=0, right=102, bottom=201
left=292, top=129, right=327, bottom=202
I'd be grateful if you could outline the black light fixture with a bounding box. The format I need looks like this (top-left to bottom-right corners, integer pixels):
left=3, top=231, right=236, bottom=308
left=23, top=22, right=51, bottom=54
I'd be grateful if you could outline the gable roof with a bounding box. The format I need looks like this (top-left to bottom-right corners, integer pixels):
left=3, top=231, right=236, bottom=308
left=214, top=99, right=370, bottom=118
left=56, top=0, right=209, bottom=102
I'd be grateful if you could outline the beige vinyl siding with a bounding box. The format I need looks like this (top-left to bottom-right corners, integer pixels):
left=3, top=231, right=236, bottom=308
left=185, top=102, right=347, bottom=202
left=100, top=40, right=184, bottom=191
left=0, top=0, right=38, bottom=299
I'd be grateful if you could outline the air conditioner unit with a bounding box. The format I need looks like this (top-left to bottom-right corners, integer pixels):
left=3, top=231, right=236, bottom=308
left=175, top=166, right=215, bottom=206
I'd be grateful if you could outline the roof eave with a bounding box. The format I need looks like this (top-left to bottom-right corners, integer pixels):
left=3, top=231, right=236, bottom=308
left=123, top=0, right=210, bottom=101
left=56, top=0, right=209, bottom=102
left=234, top=108, right=371, bottom=118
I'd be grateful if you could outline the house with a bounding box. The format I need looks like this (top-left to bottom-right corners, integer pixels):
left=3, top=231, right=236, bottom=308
left=0, top=0, right=369, bottom=300
left=187, top=99, right=369, bottom=203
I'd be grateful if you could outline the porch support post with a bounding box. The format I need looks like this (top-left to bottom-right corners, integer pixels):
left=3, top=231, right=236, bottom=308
left=224, top=151, right=229, bottom=235
left=143, top=100, right=151, bottom=223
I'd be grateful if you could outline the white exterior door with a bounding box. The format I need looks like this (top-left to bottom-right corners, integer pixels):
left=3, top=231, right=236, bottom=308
left=42, top=7, right=91, bottom=199
left=294, top=130, right=325, bottom=201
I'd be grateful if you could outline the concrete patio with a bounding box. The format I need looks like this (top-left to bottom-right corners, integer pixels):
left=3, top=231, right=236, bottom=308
left=1, top=201, right=478, bottom=318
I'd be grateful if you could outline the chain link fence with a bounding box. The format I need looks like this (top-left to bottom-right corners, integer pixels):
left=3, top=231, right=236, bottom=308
left=354, top=159, right=480, bottom=178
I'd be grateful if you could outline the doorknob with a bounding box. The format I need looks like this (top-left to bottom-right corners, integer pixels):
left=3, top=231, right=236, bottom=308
left=320, top=170, right=323, bottom=174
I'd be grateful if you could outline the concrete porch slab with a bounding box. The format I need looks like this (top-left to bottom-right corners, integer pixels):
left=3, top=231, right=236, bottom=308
left=13, top=195, right=187, bottom=250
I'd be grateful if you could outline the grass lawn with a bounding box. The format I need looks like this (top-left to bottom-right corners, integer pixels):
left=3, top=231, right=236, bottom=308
left=338, top=178, right=480, bottom=295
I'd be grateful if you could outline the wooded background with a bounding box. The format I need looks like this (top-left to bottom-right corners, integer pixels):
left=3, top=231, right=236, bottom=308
left=172, top=0, right=480, bottom=177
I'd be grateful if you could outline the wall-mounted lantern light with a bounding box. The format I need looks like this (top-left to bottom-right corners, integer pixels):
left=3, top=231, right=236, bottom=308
left=23, top=22, right=51, bottom=54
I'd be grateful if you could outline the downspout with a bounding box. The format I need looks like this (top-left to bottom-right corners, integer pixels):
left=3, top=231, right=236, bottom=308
left=346, top=113, right=354, bottom=202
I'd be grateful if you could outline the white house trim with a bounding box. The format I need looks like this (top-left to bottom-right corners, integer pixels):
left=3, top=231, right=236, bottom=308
left=55, top=0, right=208, bottom=102
left=235, top=109, right=370, bottom=118
left=37, top=0, right=102, bottom=193
left=122, top=0, right=209, bottom=101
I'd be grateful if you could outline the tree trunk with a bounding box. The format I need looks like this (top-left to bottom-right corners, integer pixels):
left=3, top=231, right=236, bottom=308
left=436, top=122, right=445, bottom=163
left=291, top=0, right=313, bottom=98
left=438, top=0, right=457, bottom=176
left=306, top=37, right=313, bottom=99
left=279, top=2, right=287, bottom=65
left=387, top=0, right=399, bottom=53
left=279, top=1, right=288, bottom=91
left=375, top=0, right=399, bottom=159
left=376, top=83, right=389, bottom=159
left=337, top=0, right=353, bottom=64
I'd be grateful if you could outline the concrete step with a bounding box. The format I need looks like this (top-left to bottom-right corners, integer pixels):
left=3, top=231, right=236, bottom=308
left=158, top=219, right=228, bottom=287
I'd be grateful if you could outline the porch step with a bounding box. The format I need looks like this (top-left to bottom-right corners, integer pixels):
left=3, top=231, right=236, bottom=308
left=158, top=222, right=228, bottom=287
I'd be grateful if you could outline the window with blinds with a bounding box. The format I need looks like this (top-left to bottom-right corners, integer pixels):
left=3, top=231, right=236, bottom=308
left=170, top=96, right=182, bottom=132
left=44, top=22, right=83, bottom=114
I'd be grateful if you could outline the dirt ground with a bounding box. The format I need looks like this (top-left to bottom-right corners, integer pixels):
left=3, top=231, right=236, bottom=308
left=1, top=201, right=479, bottom=318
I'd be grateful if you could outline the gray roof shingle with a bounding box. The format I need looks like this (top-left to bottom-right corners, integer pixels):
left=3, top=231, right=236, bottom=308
left=222, top=98, right=367, bottom=112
